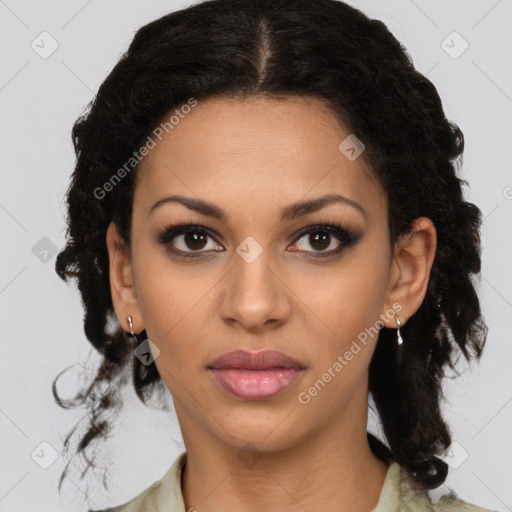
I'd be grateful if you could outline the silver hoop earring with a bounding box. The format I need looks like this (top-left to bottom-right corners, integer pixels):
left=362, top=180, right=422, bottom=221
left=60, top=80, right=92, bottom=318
left=395, top=314, right=404, bottom=346
left=127, top=315, right=138, bottom=344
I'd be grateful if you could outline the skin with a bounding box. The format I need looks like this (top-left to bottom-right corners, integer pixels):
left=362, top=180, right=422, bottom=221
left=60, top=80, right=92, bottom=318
left=106, top=95, right=437, bottom=512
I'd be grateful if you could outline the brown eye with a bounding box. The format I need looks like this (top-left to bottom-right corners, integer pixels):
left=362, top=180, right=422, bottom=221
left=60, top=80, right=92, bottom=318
left=288, top=221, right=360, bottom=258
left=182, top=232, right=208, bottom=251
left=294, top=230, right=341, bottom=253
left=157, top=225, right=223, bottom=258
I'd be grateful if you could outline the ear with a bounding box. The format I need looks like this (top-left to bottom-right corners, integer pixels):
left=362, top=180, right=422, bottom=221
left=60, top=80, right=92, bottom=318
left=106, top=222, right=143, bottom=333
left=381, top=217, right=437, bottom=327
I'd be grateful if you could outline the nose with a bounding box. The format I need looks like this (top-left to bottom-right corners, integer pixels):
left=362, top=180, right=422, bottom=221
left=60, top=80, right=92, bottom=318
left=219, top=246, right=292, bottom=333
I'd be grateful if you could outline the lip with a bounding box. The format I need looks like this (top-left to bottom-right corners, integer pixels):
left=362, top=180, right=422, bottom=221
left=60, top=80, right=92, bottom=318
left=208, top=349, right=306, bottom=400
left=208, top=349, right=306, bottom=371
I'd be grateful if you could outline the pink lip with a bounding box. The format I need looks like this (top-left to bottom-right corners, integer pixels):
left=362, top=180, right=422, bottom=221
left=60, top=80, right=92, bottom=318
left=210, top=368, right=303, bottom=399
left=208, top=349, right=306, bottom=400
left=208, top=349, right=305, bottom=371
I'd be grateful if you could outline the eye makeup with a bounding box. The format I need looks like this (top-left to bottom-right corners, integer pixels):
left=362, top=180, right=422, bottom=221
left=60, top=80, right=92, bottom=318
left=156, top=217, right=362, bottom=260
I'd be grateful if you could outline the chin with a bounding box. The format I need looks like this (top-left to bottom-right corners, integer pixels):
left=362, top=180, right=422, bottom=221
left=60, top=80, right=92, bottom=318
left=214, top=413, right=305, bottom=450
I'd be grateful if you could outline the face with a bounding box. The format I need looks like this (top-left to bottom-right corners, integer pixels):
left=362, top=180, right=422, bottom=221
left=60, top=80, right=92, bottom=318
left=107, top=95, right=435, bottom=456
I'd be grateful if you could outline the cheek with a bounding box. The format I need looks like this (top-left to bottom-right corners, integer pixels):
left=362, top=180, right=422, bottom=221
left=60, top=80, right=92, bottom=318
left=317, top=256, right=388, bottom=328
left=132, top=255, right=219, bottom=381
left=297, top=262, right=388, bottom=409
left=300, top=254, right=389, bottom=371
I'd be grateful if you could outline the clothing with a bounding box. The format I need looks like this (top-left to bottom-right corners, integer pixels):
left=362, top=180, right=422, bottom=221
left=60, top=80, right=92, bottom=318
left=93, top=450, right=498, bottom=512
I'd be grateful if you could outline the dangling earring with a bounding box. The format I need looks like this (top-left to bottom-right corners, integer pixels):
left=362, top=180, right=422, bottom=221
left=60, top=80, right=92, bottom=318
left=395, top=314, right=404, bottom=346
left=127, top=316, right=159, bottom=366
left=127, top=315, right=138, bottom=344
left=394, top=313, right=404, bottom=367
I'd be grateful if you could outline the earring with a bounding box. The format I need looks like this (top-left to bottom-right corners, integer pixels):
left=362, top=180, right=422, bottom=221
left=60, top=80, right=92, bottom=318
left=395, top=314, right=404, bottom=346
left=127, top=315, right=138, bottom=344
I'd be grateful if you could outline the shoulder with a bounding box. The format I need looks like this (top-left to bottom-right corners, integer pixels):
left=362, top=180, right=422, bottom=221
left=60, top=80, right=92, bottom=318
left=88, top=480, right=161, bottom=512
left=373, top=461, right=498, bottom=512
left=88, top=450, right=188, bottom=512
left=429, top=489, right=499, bottom=512
left=398, top=464, right=498, bottom=512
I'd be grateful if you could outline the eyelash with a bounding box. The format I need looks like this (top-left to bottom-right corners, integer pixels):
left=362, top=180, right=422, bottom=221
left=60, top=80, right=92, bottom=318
left=156, top=219, right=361, bottom=260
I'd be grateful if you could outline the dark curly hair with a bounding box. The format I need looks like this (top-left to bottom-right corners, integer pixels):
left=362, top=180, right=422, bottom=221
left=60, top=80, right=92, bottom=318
left=53, top=0, right=488, bottom=496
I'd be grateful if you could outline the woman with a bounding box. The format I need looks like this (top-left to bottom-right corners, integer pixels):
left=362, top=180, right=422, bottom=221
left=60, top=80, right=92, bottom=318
left=53, top=0, right=496, bottom=510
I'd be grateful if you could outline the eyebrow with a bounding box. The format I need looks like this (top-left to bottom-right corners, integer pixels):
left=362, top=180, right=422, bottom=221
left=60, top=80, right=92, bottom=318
left=148, top=193, right=366, bottom=221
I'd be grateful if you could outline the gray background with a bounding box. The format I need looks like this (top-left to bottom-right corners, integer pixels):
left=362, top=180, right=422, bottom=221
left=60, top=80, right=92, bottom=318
left=0, top=0, right=511, bottom=511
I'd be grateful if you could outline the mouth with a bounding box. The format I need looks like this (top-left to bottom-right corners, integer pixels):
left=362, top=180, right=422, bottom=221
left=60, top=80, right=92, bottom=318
left=207, top=349, right=306, bottom=400
left=208, top=349, right=306, bottom=371
left=209, top=367, right=304, bottom=400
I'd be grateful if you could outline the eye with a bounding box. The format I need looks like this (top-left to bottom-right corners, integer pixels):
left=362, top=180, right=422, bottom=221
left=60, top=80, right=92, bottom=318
left=157, top=225, right=223, bottom=258
left=157, top=220, right=361, bottom=260
left=289, top=221, right=360, bottom=258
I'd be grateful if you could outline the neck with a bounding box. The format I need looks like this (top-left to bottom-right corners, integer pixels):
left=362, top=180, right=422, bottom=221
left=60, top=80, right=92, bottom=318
left=178, top=386, right=390, bottom=512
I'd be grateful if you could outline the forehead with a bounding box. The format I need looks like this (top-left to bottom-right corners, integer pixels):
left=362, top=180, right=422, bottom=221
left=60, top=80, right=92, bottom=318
left=135, top=95, right=385, bottom=221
